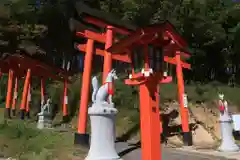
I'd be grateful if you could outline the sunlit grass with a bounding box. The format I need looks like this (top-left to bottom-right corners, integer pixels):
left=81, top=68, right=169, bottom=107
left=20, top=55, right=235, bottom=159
left=0, top=118, right=86, bottom=160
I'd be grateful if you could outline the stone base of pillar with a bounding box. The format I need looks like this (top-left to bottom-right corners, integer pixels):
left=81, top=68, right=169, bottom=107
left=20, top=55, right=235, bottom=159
left=20, top=109, right=25, bottom=120
left=25, top=111, right=30, bottom=119
left=183, top=131, right=193, bottom=146
left=74, top=133, right=90, bottom=147
left=12, top=109, right=16, bottom=117
left=4, top=108, right=11, bottom=119
left=62, top=115, right=70, bottom=123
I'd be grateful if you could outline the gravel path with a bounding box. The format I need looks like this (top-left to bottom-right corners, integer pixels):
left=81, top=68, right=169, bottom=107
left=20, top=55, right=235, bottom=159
left=116, top=142, right=235, bottom=160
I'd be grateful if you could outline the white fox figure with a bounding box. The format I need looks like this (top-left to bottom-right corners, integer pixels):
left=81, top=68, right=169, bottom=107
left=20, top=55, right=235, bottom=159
left=91, top=69, right=118, bottom=104
left=40, top=98, right=51, bottom=114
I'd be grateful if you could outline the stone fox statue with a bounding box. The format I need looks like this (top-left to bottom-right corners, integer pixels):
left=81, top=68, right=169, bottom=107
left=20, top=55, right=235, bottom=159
left=91, top=69, right=118, bottom=104
left=40, top=98, right=51, bottom=114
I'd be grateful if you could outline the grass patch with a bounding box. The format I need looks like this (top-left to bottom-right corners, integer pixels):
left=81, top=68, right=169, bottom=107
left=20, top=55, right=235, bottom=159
left=0, top=117, right=86, bottom=160
left=116, top=108, right=139, bottom=138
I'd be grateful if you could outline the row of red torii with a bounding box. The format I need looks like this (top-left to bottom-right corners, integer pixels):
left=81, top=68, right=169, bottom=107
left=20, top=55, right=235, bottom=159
left=1, top=18, right=192, bottom=160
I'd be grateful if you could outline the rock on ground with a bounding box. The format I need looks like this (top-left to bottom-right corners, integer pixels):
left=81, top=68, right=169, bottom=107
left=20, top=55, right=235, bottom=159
left=162, top=102, right=219, bottom=146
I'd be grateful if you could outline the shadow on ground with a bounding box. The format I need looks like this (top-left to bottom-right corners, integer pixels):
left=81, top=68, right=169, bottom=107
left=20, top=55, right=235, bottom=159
left=116, top=109, right=199, bottom=156
left=118, top=141, right=141, bottom=157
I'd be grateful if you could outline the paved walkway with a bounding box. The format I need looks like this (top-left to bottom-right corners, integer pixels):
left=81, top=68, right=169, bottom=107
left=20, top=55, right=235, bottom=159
left=116, top=142, right=238, bottom=160
left=176, top=146, right=240, bottom=160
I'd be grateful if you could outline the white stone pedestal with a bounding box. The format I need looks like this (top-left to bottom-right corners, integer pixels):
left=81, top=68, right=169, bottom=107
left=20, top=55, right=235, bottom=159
left=218, top=112, right=239, bottom=152
left=37, top=113, right=52, bottom=129
left=85, top=103, right=122, bottom=160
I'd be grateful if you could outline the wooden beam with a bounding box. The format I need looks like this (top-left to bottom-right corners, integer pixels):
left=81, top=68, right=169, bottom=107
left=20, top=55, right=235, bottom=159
left=33, top=65, right=69, bottom=82
left=8, top=55, right=70, bottom=80
left=77, top=44, right=131, bottom=63
left=107, top=32, right=145, bottom=53
left=159, top=76, right=172, bottom=83
left=84, top=16, right=131, bottom=35
left=165, top=43, right=191, bottom=58
left=76, top=30, right=106, bottom=43
left=176, top=51, right=191, bottom=58
left=164, top=30, right=188, bottom=49
left=15, top=55, right=70, bottom=77
left=164, top=56, right=191, bottom=69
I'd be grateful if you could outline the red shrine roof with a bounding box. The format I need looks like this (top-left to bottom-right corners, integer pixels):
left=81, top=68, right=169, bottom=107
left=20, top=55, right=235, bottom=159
left=0, top=60, right=12, bottom=73
left=0, top=58, right=24, bottom=77
left=4, top=54, right=71, bottom=82
left=107, top=21, right=191, bottom=58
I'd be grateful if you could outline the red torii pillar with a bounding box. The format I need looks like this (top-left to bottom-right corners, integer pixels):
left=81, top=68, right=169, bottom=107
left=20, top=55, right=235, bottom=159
left=25, top=83, right=31, bottom=119
left=139, top=76, right=161, bottom=160
left=175, top=51, right=192, bottom=146
left=162, top=30, right=192, bottom=145
left=41, top=78, right=45, bottom=104
left=20, top=69, right=31, bottom=120
left=62, top=79, right=69, bottom=122
left=140, top=44, right=161, bottom=160
left=124, top=59, right=162, bottom=160
left=75, top=39, right=94, bottom=146
left=164, top=48, right=192, bottom=146
left=12, top=77, right=18, bottom=116
left=108, top=43, right=163, bottom=160
left=102, top=26, right=113, bottom=82
left=5, top=69, right=14, bottom=118
left=75, top=32, right=105, bottom=144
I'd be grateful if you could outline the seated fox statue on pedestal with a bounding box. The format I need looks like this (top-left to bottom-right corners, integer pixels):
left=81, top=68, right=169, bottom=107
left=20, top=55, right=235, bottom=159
left=91, top=69, right=118, bottom=104
left=86, top=69, right=121, bottom=160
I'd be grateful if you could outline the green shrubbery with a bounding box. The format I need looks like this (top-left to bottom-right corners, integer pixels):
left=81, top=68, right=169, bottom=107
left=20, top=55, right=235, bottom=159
left=1, top=72, right=240, bottom=118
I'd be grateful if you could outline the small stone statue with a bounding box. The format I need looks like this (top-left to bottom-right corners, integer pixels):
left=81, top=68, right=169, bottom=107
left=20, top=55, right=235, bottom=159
left=218, top=93, right=230, bottom=118
left=37, top=98, right=52, bottom=129
left=91, top=69, right=118, bottom=104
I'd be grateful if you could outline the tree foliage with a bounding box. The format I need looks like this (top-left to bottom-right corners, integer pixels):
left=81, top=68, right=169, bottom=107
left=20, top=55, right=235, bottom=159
left=1, top=0, right=240, bottom=84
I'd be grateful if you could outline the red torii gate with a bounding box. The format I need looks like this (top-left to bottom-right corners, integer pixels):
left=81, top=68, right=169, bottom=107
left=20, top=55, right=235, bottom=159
left=3, top=54, right=71, bottom=119
left=73, top=15, right=134, bottom=145
left=107, top=21, right=192, bottom=160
